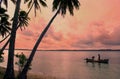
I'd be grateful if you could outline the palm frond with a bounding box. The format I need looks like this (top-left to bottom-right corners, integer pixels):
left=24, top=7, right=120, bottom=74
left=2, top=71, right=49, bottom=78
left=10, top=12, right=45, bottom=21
left=0, top=7, right=11, bottom=37
left=34, top=0, right=40, bottom=10
left=39, top=0, right=47, bottom=7
left=68, top=0, right=74, bottom=15
left=34, top=0, right=41, bottom=16
left=27, top=0, right=47, bottom=16
left=18, top=10, right=30, bottom=30
left=0, top=25, right=11, bottom=37
left=52, top=0, right=61, bottom=11
left=72, top=0, right=80, bottom=9
left=52, top=0, right=80, bottom=16
left=60, top=0, right=67, bottom=16
left=28, top=0, right=32, bottom=8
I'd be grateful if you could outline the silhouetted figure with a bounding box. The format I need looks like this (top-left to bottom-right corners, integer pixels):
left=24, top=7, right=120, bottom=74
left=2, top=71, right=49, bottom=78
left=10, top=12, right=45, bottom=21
left=98, top=54, right=100, bottom=61
left=92, top=56, right=95, bottom=61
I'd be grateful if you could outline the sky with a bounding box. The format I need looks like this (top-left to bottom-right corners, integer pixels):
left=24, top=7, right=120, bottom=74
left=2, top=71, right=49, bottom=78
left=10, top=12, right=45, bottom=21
left=1, top=0, right=120, bottom=50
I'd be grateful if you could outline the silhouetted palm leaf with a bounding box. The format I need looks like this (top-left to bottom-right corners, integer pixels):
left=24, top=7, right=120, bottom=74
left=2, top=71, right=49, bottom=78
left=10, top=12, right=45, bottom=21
left=10, top=10, right=30, bottom=30
left=0, top=0, right=16, bottom=8
left=0, top=16, right=11, bottom=37
left=34, top=0, right=40, bottom=15
left=53, top=0, right=80, bottom=16
left=0, top=7, right=11, bottom=37
left=28, top=0, right=32, bottom=8
left=18, top=10, right=30, bottom=30
left=27, top=0, right=47, bottom=16
left=39, top=0, right=47, bottom=7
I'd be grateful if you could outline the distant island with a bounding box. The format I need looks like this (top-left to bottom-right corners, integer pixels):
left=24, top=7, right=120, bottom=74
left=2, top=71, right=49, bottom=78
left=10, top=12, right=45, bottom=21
left=2, top=48, right=120, bottom=51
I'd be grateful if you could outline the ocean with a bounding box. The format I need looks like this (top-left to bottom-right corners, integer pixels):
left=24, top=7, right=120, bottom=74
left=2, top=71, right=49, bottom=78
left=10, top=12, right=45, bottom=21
left=1, top=50, right=120, bottom=79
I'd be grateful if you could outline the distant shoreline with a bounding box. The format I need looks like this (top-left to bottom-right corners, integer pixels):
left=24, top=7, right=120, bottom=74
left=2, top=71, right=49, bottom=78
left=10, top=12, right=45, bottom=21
left=2, top=49, right=120, bottom=51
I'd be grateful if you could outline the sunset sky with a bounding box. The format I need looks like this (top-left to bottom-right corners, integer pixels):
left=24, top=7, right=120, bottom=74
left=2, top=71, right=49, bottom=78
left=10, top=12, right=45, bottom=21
left=1, top=0, right=120, bottom=50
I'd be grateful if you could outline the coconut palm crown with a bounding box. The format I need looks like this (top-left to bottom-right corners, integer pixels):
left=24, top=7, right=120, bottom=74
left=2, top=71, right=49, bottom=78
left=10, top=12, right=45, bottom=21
left=25, top=0, right=47, bottom=16
left=0, top=7, right=11, bottom=37
left=18, top=10, right=30, bottom=30
left=53, top=0, right=80, bottom=16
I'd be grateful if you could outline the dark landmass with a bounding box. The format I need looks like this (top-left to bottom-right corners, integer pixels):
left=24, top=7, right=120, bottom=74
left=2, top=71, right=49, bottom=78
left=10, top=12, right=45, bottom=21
left=2, top=48, right=120, bottom=51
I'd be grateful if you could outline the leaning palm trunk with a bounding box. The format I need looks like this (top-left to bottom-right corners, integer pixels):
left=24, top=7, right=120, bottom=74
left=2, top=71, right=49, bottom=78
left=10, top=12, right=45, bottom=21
left=18, top=7, right=60, bottom=79
left=3, top=0, right=21, bottom=79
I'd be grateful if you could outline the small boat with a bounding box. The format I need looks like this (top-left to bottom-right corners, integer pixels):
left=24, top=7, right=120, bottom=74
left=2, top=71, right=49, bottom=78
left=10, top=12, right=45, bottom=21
left=85, top=58, right=109, bottom=64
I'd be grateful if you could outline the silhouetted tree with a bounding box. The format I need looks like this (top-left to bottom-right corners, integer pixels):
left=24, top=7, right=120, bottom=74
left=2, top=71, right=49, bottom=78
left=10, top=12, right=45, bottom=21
left=19, top=0, right=80, bottom=79
left=0, top=7, right=10, bottom=65
left=0, top=0, right=47, bottom=52
left=0, top=0, right=47, bottom=79
left=3, top=0, right=21, bottom=78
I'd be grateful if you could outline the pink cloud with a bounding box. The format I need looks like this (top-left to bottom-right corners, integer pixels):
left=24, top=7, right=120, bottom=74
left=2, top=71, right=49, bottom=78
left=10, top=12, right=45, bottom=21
left=71, top=20, right=120, bottom=49
left=2, top=0, right=120, bottom=50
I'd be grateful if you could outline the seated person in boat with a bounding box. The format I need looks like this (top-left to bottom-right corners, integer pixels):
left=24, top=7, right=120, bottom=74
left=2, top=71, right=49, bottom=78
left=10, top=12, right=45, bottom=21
left=92, top=56, right=95, bottom=61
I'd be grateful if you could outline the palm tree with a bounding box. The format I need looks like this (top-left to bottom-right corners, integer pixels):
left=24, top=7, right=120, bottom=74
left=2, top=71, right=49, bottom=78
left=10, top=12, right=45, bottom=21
left=0, top=7, right=11, bottom=58
left=18, top=0, right=80, bottom=79
left=0, top=0, right=47, bottom=51
left=0, top=0, right=46, bottom=79
left=3, top=0, right=21, bottom=79
left=0, top=0, right=17, bottom=53
left=0, top=0, right=18, bottom=44
left=0, top=2, right=46, bottom=77
left=0, top=0, right=47, bottom=50
left=2, top=0, right=46, bottom=79
left=0, top=10, right=30, bottom=56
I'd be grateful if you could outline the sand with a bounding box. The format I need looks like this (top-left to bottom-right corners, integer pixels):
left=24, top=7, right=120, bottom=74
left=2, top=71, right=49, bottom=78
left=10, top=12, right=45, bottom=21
left=0, top=67, right=57, bottom=79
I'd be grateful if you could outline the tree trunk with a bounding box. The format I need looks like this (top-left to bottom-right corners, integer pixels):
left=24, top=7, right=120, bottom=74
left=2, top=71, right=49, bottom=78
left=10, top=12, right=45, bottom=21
left=18, top=8, right=60, bottom=79
left=3, top=0, right=21, bottom=79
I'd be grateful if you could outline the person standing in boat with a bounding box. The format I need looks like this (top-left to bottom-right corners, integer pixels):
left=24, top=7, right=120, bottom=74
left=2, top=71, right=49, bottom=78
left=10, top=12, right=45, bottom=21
left=98, top=54, right=101, bottom=61
left=92, top=56, right=95, bottom=61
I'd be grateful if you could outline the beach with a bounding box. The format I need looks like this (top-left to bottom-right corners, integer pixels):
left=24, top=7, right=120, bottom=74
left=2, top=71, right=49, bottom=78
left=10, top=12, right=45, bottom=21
left=0, top=67, right=56, bottom=79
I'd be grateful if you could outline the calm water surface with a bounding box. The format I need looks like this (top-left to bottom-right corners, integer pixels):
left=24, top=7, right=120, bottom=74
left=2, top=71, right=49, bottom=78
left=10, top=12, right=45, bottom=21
left=1, top=50, right=120, bottom=79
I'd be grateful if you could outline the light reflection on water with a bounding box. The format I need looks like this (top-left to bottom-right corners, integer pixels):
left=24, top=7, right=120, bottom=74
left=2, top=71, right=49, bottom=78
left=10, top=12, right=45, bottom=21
left=1, top=50, right=120, bottom=79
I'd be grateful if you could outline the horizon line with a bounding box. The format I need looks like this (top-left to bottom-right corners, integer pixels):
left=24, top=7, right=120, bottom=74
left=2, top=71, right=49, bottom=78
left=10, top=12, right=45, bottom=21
left=2, top=48, right=120, bottom=51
